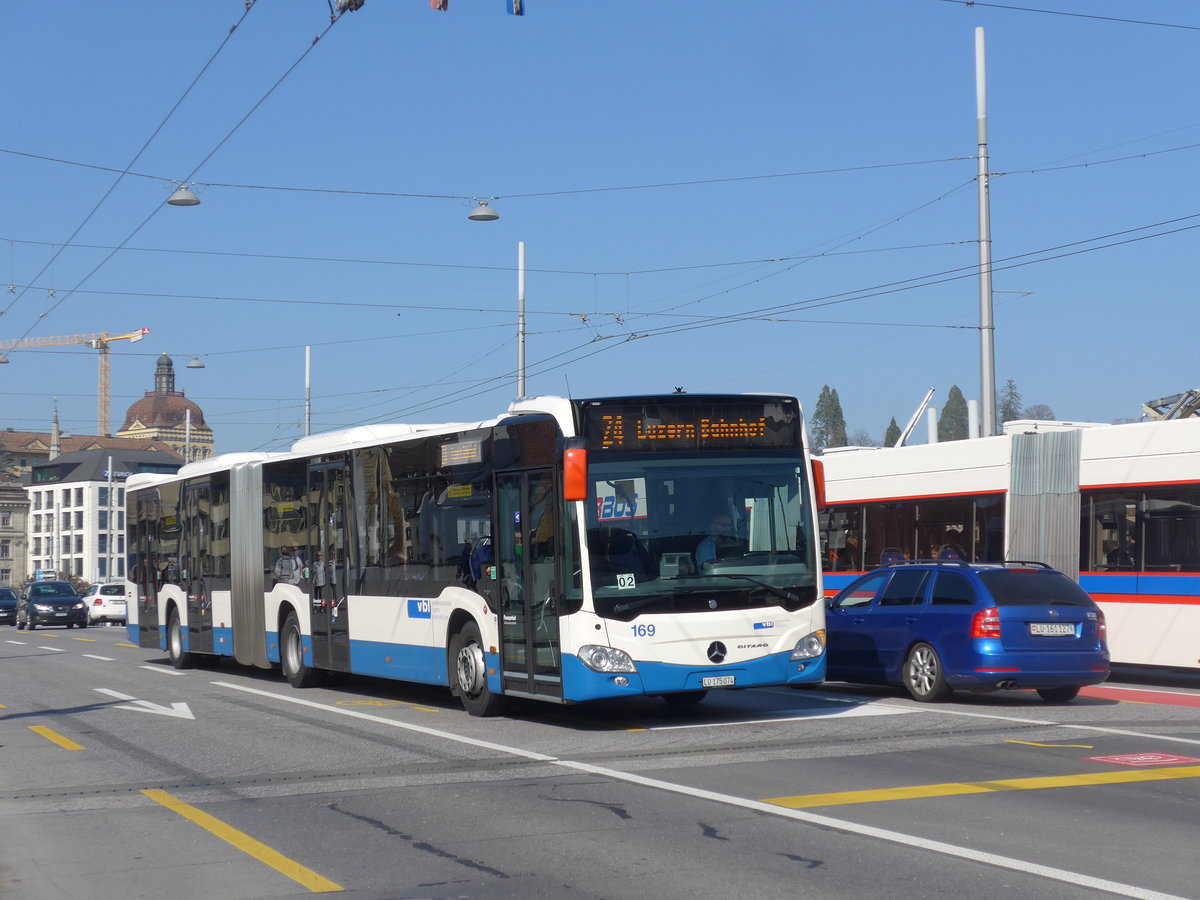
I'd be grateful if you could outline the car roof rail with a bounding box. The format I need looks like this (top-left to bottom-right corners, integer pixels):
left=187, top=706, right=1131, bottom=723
left=1001, top=560, right=1053, bottom=569
left=887, top=558, right=971, bottom=568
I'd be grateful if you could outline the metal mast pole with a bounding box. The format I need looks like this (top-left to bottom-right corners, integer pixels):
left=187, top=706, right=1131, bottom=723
left=517, top=241, right=526, bottom=398
left=976, top=27, right=996, bottom=437
left=305, top=345, right=312, bottom=436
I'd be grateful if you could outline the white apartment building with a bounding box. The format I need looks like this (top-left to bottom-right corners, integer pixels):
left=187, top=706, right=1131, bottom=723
left=27, top=449, right=181, bottom=583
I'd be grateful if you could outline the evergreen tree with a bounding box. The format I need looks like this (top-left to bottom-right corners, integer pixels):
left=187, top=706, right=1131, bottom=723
left=828, top=388, right=848, bottom=449
left=998, top=379, right=1023, bottom=424
left=937, top=384, right=970, bottom=442
left=810, top=385, right=848, bottom=453
left=884, top=416, right=901, bottom=448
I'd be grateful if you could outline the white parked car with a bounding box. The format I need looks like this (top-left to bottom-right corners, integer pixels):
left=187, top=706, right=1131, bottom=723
left=82, top=581, right=134, bottom=625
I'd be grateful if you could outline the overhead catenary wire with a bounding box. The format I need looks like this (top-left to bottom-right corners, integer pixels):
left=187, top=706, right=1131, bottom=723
left=1, top=7, right=348, bottom=350
left=0, top=3, right=257, bottom=327
left=933, top=0, right=1200, bottom=32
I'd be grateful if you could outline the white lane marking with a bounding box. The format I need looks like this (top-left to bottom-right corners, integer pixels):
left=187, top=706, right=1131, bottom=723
left=6, top=640, right=27, bottom=644
left=212, top=680, right=1184, bottom=900
left=94, top=688, right=194, bottom=719
left=557, top=759, right=1186, bottom=900
left=83, top=654, right=115, bottom=661
left=648, top=705, right=917, bottom=730
left=37, top=646, right=65, bottom=652
left=213, top=681, right=554, bottom=761
left=141, top=665, right=185, bottom=676
left=869, top=702, right=1200, bottom=747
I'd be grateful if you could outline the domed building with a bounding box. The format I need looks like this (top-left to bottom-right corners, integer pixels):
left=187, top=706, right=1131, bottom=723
left=116, top=353, right=214, bottom=462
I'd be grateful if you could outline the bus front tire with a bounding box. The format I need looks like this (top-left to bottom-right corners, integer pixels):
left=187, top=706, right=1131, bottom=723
left=449, top=621, right=505, bottom=717
left=281, top=612, right=319, bottom=688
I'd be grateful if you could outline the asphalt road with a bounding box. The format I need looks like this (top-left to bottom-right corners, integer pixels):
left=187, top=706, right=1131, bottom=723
left=2, top=624, right=1198, bottom=900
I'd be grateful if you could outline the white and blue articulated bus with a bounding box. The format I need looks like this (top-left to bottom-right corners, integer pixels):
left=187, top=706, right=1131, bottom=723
left=126, top=393, right=827, bottom=715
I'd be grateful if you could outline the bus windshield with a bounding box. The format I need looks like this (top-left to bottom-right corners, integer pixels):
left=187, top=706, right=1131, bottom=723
left=578, top=455, right=818, bottom=619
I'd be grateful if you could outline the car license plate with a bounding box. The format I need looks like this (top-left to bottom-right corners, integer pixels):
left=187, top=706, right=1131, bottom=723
left=1030, top=622, right=1074, bottom=636
left=55, top=612, right=67, bottom=617
left=702, top=675, right=736, bottom=687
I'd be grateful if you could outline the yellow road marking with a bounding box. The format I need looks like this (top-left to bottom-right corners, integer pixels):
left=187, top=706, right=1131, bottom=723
left=335, top=699, right=439, bottom=712
left=764, top=765, right=1200, bottom=809
left=29, top=725, right=84, bottom=750
left=117, top=643, right=139, bottom=648
left=71, top=637, right=97, bottom=642
left=141, top=789, right=343, bottom=893
left=1006, top=740, right=1094, bottom=749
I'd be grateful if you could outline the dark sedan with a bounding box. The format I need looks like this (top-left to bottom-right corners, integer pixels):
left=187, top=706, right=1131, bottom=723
left=0, top=587, right=16, bottom=625
left=17, top=581, right=88, bottom=630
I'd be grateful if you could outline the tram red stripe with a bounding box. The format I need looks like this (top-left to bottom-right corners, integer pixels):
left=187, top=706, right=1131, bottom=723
left=1081, top=686, right=1200, bottom=708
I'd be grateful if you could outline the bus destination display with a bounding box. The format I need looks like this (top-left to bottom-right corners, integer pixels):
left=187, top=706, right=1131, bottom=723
left=581, top=399, right=800, bottom=453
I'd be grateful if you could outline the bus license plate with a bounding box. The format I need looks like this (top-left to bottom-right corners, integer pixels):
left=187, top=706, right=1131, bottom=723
left=702, top=675, right=736, bottom=687
left=1030, top=622, right=1074, bottom=636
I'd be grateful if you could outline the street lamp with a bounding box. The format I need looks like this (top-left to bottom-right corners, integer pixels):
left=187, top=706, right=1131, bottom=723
left=468, top=199, right=499, bottom=222
left=167, top=185, right=201, bottom=207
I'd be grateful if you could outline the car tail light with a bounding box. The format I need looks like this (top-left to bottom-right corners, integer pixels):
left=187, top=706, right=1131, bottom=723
left=1096, top=607, right=1107, bottom=640
left=93, top=599, right=104, bottom=606
left=971, top=606, right=1001, bottom=638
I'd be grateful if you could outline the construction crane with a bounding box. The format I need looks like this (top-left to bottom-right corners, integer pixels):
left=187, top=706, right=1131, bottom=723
left=0, top=327, right=150, bottom=435
left=1141, top=391, right=1200, bottom=421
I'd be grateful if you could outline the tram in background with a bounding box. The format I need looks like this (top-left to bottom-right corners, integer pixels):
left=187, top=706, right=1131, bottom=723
left=819, top=416, right=1200, bottom=671
left=126, top=393, right=827, bottom=715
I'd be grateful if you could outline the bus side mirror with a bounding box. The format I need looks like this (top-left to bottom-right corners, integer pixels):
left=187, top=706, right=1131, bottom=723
left=811, top=458, right=826, bottom=509
left=563, top=439, right=588, bottom=502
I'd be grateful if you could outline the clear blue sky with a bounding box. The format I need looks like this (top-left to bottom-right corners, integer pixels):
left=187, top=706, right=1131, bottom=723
left=2, top=1, right=1196, bottom=453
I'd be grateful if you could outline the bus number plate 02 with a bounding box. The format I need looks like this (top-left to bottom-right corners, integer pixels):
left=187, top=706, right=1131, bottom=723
left=702, top=675, right=736, bottom=687
left=1030, top=622, right=1075, bottom=636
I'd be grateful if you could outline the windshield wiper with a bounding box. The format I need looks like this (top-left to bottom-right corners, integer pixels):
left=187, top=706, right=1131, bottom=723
left=675, top=573, right=803, bottom=604
left=613, top=595, right=666, bottom=615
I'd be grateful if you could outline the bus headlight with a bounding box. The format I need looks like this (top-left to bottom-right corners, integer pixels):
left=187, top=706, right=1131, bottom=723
left=579, top=645, right=637, bottom=673
left=790, top=630, right=826, bottom=661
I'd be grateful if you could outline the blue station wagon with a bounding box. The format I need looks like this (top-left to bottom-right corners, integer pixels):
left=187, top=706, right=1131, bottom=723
left=825, top=561, right=1110, bottom=702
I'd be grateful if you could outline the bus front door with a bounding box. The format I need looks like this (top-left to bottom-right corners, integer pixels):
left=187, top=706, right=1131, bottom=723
left=496, top=470, right=563, bottom=702
left=307, top=459, right=351, bottom=673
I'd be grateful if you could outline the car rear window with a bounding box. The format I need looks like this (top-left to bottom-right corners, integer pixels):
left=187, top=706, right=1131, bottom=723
left=100, top=586, right=124, bottom=595
left=978, top=570, right=1095, bottom=607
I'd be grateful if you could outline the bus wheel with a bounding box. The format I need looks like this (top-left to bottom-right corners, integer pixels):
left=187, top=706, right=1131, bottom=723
left=167, top=609, right=194, bottom=669
left=449, top=621, right=506, bottom=717
left=281, top=612, right=319, bottom=688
